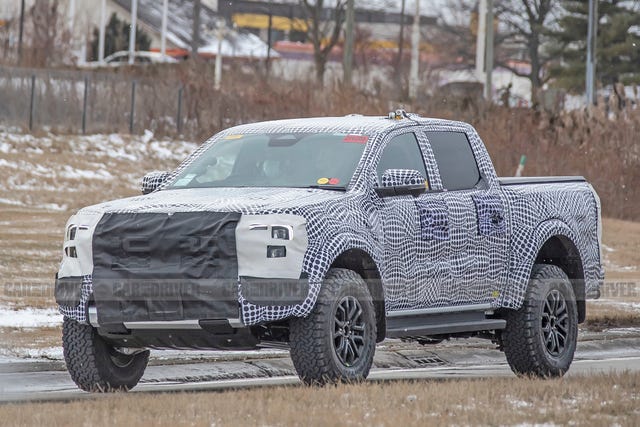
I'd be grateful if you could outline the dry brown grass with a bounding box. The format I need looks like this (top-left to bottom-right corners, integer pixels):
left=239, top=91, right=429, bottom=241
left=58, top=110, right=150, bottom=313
left=1, top=372, right=639, bottom=426
left=0, top=327, right=60, bottom=354
left=585, top=301, right=640, bottom=331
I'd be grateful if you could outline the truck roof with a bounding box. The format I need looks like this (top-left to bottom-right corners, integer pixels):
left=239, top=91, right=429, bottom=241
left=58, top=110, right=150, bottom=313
left=220, top=114, right=470, bottom=138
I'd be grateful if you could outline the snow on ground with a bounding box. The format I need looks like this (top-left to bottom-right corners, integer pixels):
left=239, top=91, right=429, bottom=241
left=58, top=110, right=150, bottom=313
left=0, top=346, right=64, bottom=361
left=0, top=345, right=289, bottom=363
left=0, top=306, right=62, bottom=328
left=0, top=128, right=198, bottom=211
left=596, top=300, right=640, bottom=312
left=601, top=243, right=638, bottom=273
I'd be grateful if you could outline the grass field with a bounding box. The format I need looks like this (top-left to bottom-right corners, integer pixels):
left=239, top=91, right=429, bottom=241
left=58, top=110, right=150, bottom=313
left=1, top=372, right=639, bottom=426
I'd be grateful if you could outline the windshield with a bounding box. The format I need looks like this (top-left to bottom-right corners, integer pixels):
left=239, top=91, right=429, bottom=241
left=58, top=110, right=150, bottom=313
left=168, top=132, right=368, bottom=190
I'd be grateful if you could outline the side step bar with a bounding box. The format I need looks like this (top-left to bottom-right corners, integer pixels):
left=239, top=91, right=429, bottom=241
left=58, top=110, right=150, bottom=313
left=386, top=309, right=506, bottom=338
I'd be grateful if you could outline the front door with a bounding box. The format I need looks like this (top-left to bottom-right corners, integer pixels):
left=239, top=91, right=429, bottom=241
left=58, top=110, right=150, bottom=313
left=373, top=130, right=453, bottom=311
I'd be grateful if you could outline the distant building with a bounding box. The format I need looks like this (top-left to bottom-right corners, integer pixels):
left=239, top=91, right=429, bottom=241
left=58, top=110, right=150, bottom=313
left=218, top=0, right=436, bottom=47
left=1, top=0, right=438, bottom=65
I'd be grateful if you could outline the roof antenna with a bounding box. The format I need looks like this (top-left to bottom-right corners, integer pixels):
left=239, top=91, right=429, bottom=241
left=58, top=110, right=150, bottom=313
left=388, top=109, right=409, bottom=120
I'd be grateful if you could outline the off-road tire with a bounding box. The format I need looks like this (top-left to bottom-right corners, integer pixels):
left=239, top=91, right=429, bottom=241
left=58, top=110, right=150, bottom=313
left=63, top=317, right=149, bottom=392
left=290, top=268, right=377, bottom=385
left=502, top=264, right=578, bottom=377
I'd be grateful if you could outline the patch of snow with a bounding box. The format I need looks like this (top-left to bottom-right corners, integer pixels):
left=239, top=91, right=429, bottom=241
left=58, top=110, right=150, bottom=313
left=60, top=165, right=113, bottom=180
left=0, top=158, right=19, bottom=168
left=0, top=198, right=25, bottom=206
left=0, top=307, right=63, bottom=328
left=0, top=141, right=13, bottom=153
left=22, top=347, right=64, bottom=360
left=148, top=141, right=176, bottom=160
left=597, top=300, right=640, bottom=312
left=602, top=327, right=640, bottom=335
left=36, top=203, right=69, bottom=212
left=108, top=134, right=125, bottom=146
left=512, top=424, right=560, bottom=427
left=602, top=244, right=616, bottom=253
left=0, top=346, right=64, bottom=361
left=25, top=147, right=44, bottom=155
left=142, top=129, right=154, bottom=144
left=151, top=348, right=288, bottom=361
left=509, top=399, right=533, bottom=409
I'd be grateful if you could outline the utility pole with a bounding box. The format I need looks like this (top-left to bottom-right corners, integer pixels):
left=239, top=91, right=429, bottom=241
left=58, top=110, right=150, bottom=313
left=128, top=0, right=138, bottom=65
left=192, top=0, right=201, bottom=58
left=98, top=0, right=106, bottom=63
left=68, top=0, right=75, bottom=33
left=214, top=19, right=226, bottom=91
left=266, top=1, right=273, bottom=75
left=586, top=0, right=598, bottom=106
left=475, top=0, right=487, bottom=81
left=343, top=0, right=355, bottom=86
left=396, top=0, right=406, bottom=69
left=484, top=0, right=494, bottom=101
left=395, top=0, right=406, bottom=96
left=408, top=0, right=420, bottom=99
left=161, top=0, right=169, bottom=57
left=18, top=0, right=25, bottom=65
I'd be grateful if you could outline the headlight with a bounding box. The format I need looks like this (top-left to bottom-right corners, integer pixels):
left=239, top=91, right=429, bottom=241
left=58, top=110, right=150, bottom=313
left=271, top=225, right=293, bottom=240
left=236, top=214, right=308, bottom=280
left=67, top=225, right=77, bottom=241
left=267, top=245, right=287, bottom=258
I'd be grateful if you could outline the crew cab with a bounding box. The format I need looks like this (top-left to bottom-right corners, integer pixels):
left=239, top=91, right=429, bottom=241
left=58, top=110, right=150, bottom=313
left=56, top=111, right=603, bottom=391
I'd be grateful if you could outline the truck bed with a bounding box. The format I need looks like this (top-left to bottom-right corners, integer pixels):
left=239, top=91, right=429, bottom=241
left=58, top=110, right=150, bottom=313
left=499, top=176, right=586, bottom=186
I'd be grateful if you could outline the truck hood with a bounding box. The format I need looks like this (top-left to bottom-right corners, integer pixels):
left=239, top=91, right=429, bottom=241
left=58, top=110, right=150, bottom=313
left=77, top=187, right=347, bottom=215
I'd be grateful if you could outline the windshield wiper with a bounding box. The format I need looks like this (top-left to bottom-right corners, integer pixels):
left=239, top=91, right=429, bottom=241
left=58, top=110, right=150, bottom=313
left=301, top=185, right=347, bottom=192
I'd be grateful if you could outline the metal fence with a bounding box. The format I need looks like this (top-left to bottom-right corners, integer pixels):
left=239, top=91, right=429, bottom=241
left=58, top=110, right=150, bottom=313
left=0, top=66, right=188, bottom=135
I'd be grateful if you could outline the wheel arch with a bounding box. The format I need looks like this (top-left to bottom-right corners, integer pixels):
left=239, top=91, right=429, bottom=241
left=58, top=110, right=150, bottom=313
left=534, top=234, right=586, bottom=323
left=330, top=248, right=386, bottom=342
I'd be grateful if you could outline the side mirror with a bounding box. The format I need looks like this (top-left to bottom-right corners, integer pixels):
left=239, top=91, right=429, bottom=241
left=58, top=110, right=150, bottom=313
left=375, top=169, right=428, bottom=198
left=141, top=171, right=171, bottom=195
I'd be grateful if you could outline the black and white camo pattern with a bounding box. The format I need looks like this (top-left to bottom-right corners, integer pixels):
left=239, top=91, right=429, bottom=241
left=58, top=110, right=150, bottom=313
left=141, top=171, right=171, bottom=194
left=381, top=169, right=426, bottom=187
left=59, top=115, right=603, bottom=325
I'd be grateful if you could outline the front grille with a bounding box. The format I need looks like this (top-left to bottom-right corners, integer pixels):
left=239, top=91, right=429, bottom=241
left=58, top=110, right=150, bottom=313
left=91, top=211, right=241, bottom=324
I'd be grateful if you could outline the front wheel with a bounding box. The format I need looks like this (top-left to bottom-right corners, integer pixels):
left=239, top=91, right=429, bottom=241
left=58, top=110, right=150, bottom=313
left=63, top=317, right=149, bottom=392
left=501, top=264, right=578, bottom=377
left=289, top=268, right=377, bottom=385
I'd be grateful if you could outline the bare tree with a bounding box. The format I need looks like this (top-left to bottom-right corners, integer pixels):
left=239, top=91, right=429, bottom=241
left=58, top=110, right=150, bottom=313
left=495, top=0, right=562, bottom=105
left=300, top=0, right=347, bottom=85
left=430, top=0, right=477, bottom=69
left=24, top=0, right=73, bottom=67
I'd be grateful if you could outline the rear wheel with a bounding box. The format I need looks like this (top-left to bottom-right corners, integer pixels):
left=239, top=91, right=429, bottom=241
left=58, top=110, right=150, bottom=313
left=63, top=317, right=149, bottom=392
left=289, top=268, right=377, bottom=385
left=501, top=264, right=578, bottom=377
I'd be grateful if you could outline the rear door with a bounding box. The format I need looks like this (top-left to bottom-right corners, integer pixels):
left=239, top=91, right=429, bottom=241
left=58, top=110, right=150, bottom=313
left=423, top=130, right=510, bottom=306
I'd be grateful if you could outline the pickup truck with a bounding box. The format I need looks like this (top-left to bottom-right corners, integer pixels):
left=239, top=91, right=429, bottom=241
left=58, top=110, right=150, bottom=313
left=55, top=111, right=603, bottom=391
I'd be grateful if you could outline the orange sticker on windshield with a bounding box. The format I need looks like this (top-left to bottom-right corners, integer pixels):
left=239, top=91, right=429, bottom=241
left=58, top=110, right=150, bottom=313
left=223, top=134, right=243, bottom=140
left=343, top=134, right=368, bottom=144
left=317, top=177, right=330, bottom=185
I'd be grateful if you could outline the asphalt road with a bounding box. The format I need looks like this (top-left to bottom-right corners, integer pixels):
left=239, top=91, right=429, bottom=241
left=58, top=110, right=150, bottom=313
left=1, top=333, right=639, bottom=404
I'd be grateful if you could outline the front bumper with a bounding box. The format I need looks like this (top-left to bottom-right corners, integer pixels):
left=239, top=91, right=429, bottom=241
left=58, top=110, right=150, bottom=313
left=56, top=210, right=318, bottom=329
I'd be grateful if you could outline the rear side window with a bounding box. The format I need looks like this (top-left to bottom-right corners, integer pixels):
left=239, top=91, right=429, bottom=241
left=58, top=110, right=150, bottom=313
left=376, top=133, right=428, bottom=183
left=426, top=131, right=480, bottom=191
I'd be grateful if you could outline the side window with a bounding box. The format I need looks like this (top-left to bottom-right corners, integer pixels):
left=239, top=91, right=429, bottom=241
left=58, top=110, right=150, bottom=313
left=426, top=131, right=481, bottom=191
left=376, top=133, right=428, bottom=184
